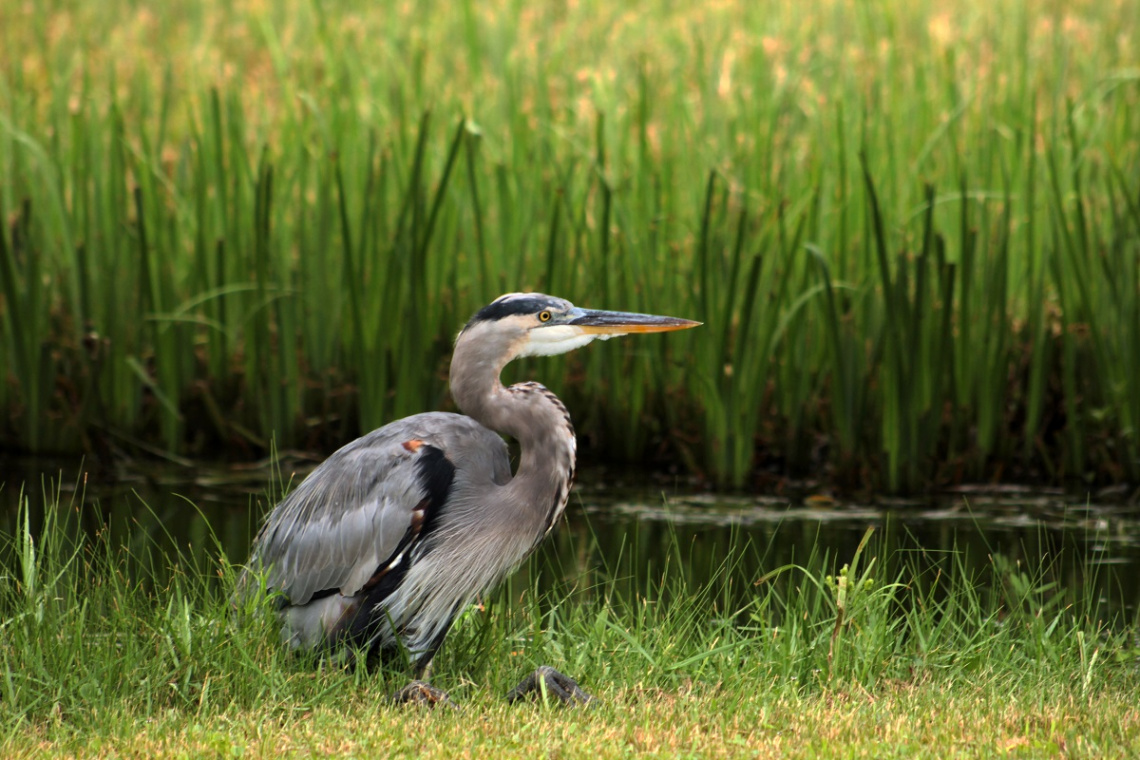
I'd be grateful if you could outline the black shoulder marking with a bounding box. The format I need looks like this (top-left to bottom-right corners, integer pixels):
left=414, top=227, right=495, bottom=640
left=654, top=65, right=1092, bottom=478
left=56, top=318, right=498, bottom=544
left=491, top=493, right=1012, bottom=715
left=333, top=446, right=457, bottom=651
left=356, top=443, right=454, bottom=600
left=415, top=444, right=455, bottom=540
left=466, top=295, right=550, bottom=328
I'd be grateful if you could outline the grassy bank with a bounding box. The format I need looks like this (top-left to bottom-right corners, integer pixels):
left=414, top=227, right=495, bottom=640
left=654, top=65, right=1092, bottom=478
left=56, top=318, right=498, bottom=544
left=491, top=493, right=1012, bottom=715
left=1, top=0, right=1138, bottom=491
left=11, top=684, right=1140, bottom=758
left=2, top=487, right=1138, bottom=757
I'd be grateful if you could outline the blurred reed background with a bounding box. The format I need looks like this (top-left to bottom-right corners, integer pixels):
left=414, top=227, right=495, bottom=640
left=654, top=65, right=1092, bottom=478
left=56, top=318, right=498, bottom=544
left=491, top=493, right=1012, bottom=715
left=0, top=0, right=1137, bottom=491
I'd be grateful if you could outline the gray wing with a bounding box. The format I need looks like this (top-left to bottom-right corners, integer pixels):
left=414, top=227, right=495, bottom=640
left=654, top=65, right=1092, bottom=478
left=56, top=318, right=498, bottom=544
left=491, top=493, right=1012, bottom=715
left=246, top=411, right=511, bottom=605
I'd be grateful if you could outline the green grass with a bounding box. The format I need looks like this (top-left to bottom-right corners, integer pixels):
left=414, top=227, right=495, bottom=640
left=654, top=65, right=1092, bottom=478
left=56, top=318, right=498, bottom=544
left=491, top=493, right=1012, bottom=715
left=1, top=0, right=1139, bottom=491
left=1, top=484, right=1138, bottom=757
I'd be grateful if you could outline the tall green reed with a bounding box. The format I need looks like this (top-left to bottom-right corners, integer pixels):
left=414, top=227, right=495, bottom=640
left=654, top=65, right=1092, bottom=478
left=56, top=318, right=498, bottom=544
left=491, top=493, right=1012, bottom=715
left=0, top=0, right=1137, bottom=491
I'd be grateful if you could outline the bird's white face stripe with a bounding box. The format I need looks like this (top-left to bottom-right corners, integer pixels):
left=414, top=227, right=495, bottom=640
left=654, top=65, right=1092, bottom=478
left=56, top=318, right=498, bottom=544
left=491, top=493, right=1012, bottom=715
left=518, top=325, right=598, bottom=357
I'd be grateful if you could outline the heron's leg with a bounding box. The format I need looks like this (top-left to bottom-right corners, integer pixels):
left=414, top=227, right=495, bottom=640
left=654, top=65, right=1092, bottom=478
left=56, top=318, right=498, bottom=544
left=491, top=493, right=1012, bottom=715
left=506, top=665, right=594, bottom=706
left=389, top=679, right=456, bottom=708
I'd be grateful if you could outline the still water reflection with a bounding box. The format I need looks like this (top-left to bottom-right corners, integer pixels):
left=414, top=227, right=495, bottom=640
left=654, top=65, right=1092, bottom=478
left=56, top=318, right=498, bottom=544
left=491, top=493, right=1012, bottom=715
left=2, top=459, right=1138, bottom=618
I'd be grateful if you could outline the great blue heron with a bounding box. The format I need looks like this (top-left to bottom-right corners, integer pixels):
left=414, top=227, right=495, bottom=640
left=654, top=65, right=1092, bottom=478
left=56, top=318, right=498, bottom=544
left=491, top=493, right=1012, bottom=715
left=242, top=292, right=699, bottom=705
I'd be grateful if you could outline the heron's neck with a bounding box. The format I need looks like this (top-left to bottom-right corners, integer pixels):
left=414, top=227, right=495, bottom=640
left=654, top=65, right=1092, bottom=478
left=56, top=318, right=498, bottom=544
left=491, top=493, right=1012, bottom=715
left=450, top=345, right=576, bottom=534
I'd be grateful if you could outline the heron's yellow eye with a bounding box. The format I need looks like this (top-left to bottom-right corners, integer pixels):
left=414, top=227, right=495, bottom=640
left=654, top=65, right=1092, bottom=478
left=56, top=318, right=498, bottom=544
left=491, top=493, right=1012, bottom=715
left=538, top=311, right=552, bottom=322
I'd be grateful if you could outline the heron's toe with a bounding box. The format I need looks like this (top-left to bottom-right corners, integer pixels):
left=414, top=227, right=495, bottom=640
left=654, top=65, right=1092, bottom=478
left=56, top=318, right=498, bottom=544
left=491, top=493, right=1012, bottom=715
left=506, top=665, right=595, bottom=706
left=389, top=680, right=456, bottom=709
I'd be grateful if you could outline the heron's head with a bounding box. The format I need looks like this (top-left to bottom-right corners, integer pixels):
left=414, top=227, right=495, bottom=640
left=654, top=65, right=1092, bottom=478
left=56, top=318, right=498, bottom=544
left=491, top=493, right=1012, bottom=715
left=457, top=293, right=700, bottom=364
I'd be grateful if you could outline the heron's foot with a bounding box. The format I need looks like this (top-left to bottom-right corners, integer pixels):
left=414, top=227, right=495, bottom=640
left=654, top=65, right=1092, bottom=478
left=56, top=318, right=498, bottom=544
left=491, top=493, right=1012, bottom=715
left=506, top=665, right=594, bottom=707
left=389, top=680, right=456, bottom=709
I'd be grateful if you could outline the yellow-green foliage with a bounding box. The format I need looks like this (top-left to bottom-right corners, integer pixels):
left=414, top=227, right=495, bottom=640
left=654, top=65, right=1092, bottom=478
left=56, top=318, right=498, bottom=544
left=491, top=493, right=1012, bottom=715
left=1, top=0, right=1137, bottom=489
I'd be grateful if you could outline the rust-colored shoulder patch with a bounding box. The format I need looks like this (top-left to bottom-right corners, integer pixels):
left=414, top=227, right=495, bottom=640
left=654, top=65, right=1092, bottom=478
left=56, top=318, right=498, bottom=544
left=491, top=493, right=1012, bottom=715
left=402, top=439, right=424, bottom=453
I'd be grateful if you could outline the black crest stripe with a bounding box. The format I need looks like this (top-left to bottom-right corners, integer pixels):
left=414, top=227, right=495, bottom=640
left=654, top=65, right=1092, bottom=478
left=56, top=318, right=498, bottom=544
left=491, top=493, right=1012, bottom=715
left=465, top=296, right=550, bottom=328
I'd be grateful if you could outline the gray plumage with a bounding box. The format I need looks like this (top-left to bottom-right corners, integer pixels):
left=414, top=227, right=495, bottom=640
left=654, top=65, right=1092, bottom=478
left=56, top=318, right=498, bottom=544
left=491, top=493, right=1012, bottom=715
left=242, top=293, right=698, bottom=688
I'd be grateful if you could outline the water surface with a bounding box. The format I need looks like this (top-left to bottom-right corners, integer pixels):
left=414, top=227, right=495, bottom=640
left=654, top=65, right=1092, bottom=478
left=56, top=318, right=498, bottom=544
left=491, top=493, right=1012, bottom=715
left=2, top=458, right=1138, bottom=617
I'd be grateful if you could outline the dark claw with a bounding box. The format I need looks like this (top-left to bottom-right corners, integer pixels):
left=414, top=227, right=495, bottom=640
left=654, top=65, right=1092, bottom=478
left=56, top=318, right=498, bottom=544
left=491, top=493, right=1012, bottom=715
left=506, top=665, right=595, bottom=706
left=389, top=679, right=457, bottom=709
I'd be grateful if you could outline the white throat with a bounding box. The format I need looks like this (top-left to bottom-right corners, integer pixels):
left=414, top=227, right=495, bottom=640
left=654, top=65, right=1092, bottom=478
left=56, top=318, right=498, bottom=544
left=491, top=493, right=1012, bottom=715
left=518, top=326, right=602, bottom=357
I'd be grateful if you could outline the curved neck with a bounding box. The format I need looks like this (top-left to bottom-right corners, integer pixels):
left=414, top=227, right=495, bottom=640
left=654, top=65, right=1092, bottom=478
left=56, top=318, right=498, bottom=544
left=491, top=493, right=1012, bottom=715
left=450, top=337, right=576, bottom=533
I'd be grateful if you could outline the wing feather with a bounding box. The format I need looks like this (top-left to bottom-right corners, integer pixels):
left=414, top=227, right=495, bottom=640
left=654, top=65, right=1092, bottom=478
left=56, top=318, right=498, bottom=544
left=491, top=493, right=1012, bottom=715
left=245, top=412, right=509, bottom=606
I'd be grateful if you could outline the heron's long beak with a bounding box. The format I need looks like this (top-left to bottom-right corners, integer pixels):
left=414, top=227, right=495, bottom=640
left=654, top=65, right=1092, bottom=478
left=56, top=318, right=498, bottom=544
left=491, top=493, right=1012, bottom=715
left=568, top=309, right=701, bottom=336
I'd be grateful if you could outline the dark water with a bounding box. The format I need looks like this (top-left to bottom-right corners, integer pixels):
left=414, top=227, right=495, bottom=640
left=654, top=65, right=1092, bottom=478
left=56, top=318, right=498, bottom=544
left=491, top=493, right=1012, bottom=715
left=2, top=458, right=1139, bottom=618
